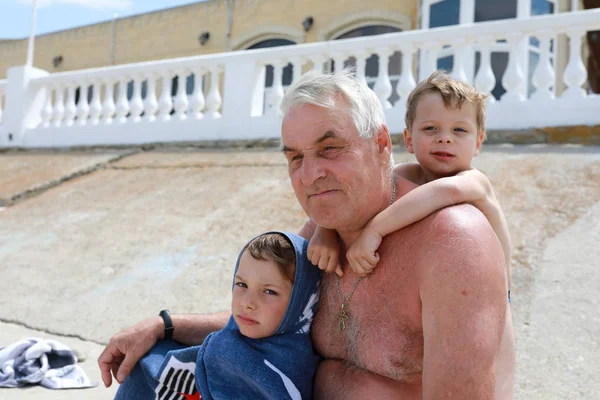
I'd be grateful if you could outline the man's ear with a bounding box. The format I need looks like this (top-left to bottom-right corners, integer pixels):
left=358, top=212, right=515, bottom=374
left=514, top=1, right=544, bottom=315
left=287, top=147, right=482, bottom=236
left=403, top=129, right=414, bottom=154
left=474, top=130, right=485, bottom=156
left=376, top=124, right=393, bottom=159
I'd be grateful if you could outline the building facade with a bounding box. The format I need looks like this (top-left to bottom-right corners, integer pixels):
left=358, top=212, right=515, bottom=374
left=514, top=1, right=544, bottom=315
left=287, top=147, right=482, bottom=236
left=0, top=0, right=581, bottom=87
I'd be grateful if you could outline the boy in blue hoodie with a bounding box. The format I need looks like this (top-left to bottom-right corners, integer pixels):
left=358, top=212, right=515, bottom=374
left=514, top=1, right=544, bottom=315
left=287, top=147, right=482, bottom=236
left=115, top=231, right=321, bottom=400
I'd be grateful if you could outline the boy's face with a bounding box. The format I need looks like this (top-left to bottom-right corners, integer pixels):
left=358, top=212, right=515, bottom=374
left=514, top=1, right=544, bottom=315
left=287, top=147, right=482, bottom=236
left=404, top=92, right=485, bottom=181
left=232, top=251, right=293, bottom=339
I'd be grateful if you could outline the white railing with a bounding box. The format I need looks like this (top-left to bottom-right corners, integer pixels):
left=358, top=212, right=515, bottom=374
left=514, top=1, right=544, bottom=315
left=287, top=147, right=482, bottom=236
left=2, top=9, right=600, bottom=148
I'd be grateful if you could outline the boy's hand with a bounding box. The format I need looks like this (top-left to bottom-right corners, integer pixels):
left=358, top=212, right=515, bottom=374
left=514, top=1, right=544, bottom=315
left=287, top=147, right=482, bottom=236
left=347, top=229, right=383, bottom=275
left=308, top=226, right=343, bottom=277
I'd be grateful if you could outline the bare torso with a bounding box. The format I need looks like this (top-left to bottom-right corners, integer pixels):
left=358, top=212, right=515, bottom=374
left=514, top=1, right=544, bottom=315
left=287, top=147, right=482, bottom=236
left=311, top=207, right=515, bottom=399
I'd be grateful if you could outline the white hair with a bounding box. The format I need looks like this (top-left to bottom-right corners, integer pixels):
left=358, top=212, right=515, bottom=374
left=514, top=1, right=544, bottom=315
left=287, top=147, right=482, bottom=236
left=280, top=69, right=385, bottom=139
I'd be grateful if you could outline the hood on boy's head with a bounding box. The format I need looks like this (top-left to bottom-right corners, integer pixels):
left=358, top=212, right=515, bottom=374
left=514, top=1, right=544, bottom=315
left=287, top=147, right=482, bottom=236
left=232, top=231, right=322, bottom=335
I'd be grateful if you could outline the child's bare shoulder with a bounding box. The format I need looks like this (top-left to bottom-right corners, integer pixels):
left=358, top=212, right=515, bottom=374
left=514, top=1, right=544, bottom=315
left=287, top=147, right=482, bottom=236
left=393, top=162, right=425, bottom=185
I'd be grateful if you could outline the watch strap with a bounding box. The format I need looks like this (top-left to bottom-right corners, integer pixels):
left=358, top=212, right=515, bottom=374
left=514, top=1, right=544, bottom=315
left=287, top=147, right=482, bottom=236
left=159, top=309, right=174, bottom=340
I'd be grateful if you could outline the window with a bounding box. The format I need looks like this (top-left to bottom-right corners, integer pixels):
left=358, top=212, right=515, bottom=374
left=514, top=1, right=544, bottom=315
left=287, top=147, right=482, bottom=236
left=247, top=39, right=296, bottom=87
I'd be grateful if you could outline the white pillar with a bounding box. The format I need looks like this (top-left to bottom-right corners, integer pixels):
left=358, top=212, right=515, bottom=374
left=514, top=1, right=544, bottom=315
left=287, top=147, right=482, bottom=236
left=516, top=0, right=531, bottom=98
left=459, top=0, right=475, bottom=83
left=3, top=66, right=49, bottom=146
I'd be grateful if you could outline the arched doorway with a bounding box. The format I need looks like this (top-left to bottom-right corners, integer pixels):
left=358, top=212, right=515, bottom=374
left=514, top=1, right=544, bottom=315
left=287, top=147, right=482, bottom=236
left=333, top=25, right=402, bottom=104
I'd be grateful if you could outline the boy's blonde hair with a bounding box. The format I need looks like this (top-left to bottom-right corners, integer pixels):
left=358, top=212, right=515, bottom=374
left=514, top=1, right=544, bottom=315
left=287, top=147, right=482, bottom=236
left=405, top=71, right=488, bottom=139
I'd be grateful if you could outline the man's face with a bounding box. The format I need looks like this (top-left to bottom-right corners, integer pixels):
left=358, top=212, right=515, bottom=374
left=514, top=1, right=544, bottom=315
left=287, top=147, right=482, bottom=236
left=281, top=100, right=389, bottom=231
left=404, top=92, right=484, bottom=181
left=231, top=251, right=293, bottom=339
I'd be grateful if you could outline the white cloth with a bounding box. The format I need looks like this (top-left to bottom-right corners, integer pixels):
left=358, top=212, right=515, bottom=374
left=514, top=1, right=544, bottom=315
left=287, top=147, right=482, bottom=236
left=0, top=337, right=97, bottom=389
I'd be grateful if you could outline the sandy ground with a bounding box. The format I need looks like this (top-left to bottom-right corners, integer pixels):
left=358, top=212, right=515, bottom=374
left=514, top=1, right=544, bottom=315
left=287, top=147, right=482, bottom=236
left=0, top=144, right=599, bottom=399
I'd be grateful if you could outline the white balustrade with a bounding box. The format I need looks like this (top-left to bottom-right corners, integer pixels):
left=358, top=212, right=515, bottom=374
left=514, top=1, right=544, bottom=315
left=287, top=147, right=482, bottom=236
left=395, top=44, right=416, bottom=109
left=77, top=81, right=90, bottom=126
left=267, top=61, right=285, bottom=116
left=2, top=9, right=599, bottom=148
left=205, top=68, right=222, bottom=119
left=158, top=73, right=174, bottom=121
left=64, top=84, right=77, bottom=127
left=354, top=51, right=369, bottom=87
left=115, top=78, right=130, bottom=123
left=173, top=70, right=189, bottom=120
left=41, top=86, right=54, bottom=127
left=89, top=80, right=103, bottom=125
left=129, top=76, right=144, bottom=122
left=563, top=29, right=587, bottom=99
left=451, top=40, right=469, bottom=83
left=531, top=30, right=555, bottom=101
left=373, top=47, right=393, bottom=109
left=52, top=85, right=65, bottom=127
left=501, top=33, right=526, bottom=102
left=144, top=74, right=159, bottom=122
left=189, top=69, right=205, bottom=119
left=102, top=80, right=116, bottom=124
left=474, top=36, right=497, bottom=103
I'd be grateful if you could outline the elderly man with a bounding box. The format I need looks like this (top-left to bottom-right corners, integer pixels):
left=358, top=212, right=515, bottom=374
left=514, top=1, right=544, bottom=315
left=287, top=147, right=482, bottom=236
left=99, top=71, right=515, bottom=399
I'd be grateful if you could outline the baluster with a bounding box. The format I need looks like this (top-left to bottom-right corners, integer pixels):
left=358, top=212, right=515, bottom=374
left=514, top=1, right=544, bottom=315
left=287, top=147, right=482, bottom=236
left=267, top=61, right=285, bottom=115
left=129, top=75, right=144, bottom=123
left=115, top=78, right=130, bottom=123
left=52, top=85, right=65, bottom=127
left=77, top=81, right=90, bottom=126
left=102, top=79, right=116, bottom=124
left=395, top=44, right=416, bottom=109
left=190, top=68, right=206, bottom=119
left=474, top=36, right=496, bottom=103
left=89, top=80, right=103, bottom=125
left=332, top=52, right=346, bottom=72
left=64, top=84, right=77, bottom=127
left=373, top=47, right=393, bottom=109
left=310, top=55, right=326, bottom=73
left=451, top=40, right=469, bottom=83
left=174, top=70, right=189, bottom=120
left=421, top=42, right=441, bottom=81
left=0, top=92, right=3, bottom=124
left=144, top=74, right=158, bottom=122
left=206, top=67, right=222, bottom=118
left=41, top=86, right=54, bottom=128
left=562, top=29, right=587, bottom=99
left=354, top=51, right=369, bottom=87
left=289, top=57, right=303, bottom=85
left=531, top=30, right=555, bottom=101
left=158, top=72, right=173, bottom=121
left=501, top=33, right=526, bottom=102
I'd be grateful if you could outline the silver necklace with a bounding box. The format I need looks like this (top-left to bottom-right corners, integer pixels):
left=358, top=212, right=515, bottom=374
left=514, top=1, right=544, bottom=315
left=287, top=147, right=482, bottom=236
left=335, top=174, right=396, bottom=331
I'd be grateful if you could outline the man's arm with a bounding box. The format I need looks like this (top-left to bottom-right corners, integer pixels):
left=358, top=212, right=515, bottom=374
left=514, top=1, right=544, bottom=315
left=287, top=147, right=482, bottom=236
left=98, top=313, right=230, bottom=387
left=419, top=205, right=507, bottom=399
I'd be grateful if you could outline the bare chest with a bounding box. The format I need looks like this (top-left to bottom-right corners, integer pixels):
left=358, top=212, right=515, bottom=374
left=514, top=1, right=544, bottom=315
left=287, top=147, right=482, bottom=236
left=312, top=258, right=424, bottom=382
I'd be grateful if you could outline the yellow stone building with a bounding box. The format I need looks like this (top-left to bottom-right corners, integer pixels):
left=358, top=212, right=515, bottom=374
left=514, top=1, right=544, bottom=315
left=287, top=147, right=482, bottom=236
left=0, top=0, right=578, bottom=80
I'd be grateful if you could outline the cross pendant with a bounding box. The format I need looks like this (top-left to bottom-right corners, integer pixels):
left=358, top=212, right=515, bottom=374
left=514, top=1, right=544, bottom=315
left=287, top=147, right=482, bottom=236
left=338, top=305, right=349, bottom=331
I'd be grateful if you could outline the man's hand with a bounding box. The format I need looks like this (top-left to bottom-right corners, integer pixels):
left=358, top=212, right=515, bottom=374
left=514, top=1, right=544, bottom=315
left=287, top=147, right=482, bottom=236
left=307, top=226, right=343, bottom=276
left=346, top=228, right=383, bottom=275
left=97, top=316, right=163, bottom=387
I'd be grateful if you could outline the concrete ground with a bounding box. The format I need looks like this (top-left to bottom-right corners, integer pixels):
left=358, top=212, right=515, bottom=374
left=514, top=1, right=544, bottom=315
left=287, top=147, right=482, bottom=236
left=0, top=144, right=599, bottom=399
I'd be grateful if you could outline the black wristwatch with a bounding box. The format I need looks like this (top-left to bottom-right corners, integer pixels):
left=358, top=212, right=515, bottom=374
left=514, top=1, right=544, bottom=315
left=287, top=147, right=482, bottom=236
left=159, top=309, right=174, bottom=340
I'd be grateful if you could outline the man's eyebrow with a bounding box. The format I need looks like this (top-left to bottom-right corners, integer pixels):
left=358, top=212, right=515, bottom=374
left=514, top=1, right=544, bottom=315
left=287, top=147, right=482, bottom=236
left=281, top=131, right=338, bottom=153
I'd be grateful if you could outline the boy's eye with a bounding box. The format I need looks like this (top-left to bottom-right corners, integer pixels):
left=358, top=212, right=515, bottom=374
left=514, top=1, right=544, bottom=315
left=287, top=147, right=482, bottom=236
left=423, top=126, right=435, bottom=131
left=235, top=282, right=247, bottom=288
left=454, top=127, right=467, bottom=133
left=264, top=289, right=278, bottom=296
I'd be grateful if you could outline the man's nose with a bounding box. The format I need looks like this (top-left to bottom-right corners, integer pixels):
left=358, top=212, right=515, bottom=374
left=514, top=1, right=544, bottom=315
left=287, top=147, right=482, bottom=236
left=301, top=154, right=326, bottom=186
